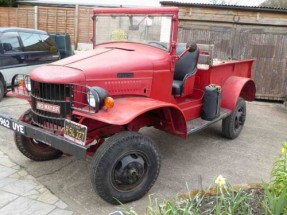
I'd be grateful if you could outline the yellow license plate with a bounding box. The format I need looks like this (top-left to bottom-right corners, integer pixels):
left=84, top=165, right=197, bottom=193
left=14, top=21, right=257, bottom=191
left=64, top=120, right=87, bottom=145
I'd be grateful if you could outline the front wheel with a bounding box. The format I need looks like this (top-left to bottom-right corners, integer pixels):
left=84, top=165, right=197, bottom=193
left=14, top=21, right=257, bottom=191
left=14, top=109, right=63, bottom=161
left=90, top=131, right=161, bottom=204
left=222, top=98, right=246, bottom=139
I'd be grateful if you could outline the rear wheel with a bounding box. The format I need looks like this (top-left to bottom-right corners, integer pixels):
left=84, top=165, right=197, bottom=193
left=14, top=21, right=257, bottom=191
left=222, top=97, right=246, bottom=139
left=14, top=109, right=63, bottom=161
left=90, top=131, right=161, bottom=204
left=0, top=80, right=4, bottom=101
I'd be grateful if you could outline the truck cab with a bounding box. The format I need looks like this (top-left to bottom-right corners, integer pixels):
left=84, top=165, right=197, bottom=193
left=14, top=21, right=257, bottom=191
left=0, top=7, right=255, bottom=204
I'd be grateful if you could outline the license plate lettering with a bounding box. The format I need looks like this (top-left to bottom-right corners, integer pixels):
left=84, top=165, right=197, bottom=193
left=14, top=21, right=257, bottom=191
left=0, top=117, right=10, bottom=128
left=0, top=116, right=26, bottom=134
left=64, top=120, right=87, bottom=145
left=12, top=122, right=25, bottom=134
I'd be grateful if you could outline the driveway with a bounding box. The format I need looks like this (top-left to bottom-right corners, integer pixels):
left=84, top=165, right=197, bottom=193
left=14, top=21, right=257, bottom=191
left=0, top=97, right=286, bottom=214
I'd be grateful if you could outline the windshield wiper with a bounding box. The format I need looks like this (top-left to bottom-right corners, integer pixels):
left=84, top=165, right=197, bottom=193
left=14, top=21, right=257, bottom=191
left=105, top=47, right=134, bottom=51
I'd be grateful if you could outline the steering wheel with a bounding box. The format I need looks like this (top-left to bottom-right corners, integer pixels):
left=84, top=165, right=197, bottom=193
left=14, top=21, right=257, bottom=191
left=147, top=41, right=168, bottom=50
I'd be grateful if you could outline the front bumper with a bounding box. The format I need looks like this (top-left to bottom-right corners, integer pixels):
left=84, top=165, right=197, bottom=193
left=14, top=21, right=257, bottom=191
left=0, top=113, right=88, bottom=159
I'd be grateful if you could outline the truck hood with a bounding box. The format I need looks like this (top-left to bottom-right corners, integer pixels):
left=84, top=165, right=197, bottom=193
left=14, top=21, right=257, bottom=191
left=30, top=65, right=86, bottom=84
left=30, top=43, right=170, bottom=83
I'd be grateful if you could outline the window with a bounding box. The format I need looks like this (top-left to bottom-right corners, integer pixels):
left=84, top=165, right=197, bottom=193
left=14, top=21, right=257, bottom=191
left=1, top=32, right=21, bottom=51
left=19, top=32, right=57, bottom=53
left=39, top=34, right=57, bottom=53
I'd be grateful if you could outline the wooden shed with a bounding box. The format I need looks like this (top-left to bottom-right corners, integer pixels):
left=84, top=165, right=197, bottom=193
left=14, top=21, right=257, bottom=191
left=161, top=1, right=287, bottom=101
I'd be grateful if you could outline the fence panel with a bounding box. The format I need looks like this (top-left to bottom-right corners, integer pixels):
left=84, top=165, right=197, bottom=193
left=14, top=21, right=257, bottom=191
left=38, top=7, right=76, bottom=43
left=0, top=7, right=34, bottom=28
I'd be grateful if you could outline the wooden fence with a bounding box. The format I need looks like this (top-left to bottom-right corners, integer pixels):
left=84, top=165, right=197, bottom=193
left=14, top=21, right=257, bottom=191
left=0, top=6, right=93, bottom=48
left=0, top=7, right=35, bottom=28
left=1, top=5, right=287, bottom=101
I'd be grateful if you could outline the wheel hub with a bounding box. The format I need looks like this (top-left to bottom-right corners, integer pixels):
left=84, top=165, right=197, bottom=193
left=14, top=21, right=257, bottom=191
left=113, top=154, right=146, bottom=190
left=235, top=106, right=245, bottom=129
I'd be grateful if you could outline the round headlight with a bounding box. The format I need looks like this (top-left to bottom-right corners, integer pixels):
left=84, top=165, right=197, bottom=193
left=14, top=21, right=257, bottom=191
left=86, top=90, right=98, bottom=108
left=25, top=76, right=31, bottom=91
left=86, top=87, right=110, bottom=112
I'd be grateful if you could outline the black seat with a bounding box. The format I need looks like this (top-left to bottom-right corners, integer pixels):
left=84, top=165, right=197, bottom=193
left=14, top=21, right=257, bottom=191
left=172, top=43, right=199, bottom=95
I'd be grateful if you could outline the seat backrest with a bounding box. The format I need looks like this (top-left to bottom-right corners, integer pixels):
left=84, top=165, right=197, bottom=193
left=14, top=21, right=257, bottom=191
left=174, top=43, right=199, bottom=81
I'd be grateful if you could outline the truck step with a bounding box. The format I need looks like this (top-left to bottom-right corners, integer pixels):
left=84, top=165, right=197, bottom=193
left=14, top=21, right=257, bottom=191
left=187, top=108, right=232, bottom=136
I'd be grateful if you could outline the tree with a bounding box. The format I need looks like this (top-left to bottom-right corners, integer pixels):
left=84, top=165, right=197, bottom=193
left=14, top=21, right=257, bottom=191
left=260, top=0, right=287, bottom=8
left=0, top=0, right=16, bottom=7
left=210, top=0, right=240, bottom=5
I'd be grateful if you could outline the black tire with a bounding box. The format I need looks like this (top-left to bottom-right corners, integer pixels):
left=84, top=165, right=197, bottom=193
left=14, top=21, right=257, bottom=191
left=14, top=110, right=63, bottom=161
left=222, top=97, right=246, bottom=139
left=0, top=80, right=4, bottom=102
left=90, top=131, right=161, bottom=204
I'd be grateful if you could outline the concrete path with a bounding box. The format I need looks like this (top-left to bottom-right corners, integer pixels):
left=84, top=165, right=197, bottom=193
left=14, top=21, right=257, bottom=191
left=0, top=97, right=287, bottom=215
left=0, top=150, right=74, bottom=215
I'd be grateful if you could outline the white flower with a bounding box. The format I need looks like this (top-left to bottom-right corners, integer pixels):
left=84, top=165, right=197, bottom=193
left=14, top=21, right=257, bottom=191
left=215, top=175, right=226, bottom=186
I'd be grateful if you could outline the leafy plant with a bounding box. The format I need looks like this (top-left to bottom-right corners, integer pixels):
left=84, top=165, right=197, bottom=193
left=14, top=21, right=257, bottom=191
left=262, top=142, right=287, bottom=215
left=271, top=142, right=287, bottom=196
left=262, top=182, right=287, bottom=215
left=212, top=175, right=254, bottom=215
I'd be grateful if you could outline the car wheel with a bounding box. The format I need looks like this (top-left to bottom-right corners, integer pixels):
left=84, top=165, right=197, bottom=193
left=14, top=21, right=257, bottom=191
left=222, top=97, right=246, bottom=139
left=14, top=109, right=63, bottom=161
left=90, top=131, right=161, bottom=204
left=0, top=80, right=4, bottom=101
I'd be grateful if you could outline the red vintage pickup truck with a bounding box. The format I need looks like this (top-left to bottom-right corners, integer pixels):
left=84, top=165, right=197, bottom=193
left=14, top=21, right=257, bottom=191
left=0, top=7, right=255, bottom=204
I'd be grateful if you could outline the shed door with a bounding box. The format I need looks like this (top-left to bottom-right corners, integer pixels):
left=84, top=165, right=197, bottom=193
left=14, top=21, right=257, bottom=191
left=178, top=24, right=287, bottom=101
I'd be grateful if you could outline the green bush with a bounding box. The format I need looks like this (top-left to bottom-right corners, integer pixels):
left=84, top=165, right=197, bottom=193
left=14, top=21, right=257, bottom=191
left=262, top=142, right=287, bottom=215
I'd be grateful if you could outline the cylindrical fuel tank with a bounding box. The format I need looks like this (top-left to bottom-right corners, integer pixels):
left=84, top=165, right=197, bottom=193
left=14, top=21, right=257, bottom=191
left=202, top=84, right=222, bottom=121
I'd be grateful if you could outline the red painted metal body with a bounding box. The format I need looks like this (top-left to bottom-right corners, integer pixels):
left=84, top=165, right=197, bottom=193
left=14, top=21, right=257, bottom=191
left=11, top=7, right=256, bottom=150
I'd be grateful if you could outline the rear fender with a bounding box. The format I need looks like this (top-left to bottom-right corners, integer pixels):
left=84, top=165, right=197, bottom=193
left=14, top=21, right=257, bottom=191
left=222, top=76, right=256, bottom=111
left=73, top=97, right=187, bottom=138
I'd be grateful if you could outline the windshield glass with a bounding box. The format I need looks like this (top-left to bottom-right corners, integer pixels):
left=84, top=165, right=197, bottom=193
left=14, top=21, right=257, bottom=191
left=94, top=14, right=173, bottom=51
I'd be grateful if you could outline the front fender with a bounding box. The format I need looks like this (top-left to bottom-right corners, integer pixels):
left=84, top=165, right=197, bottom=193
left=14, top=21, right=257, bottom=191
left=222, top=76, right=256, bottom=111
left=73, top=96, right=186, bottom=126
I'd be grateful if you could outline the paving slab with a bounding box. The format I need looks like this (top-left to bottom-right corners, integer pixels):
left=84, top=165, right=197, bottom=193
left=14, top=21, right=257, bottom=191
left=0, top=137, right=74, bottom=215
left=0, top=197, right=56, bottom=215
left=0, top=190, right=18, bottom=208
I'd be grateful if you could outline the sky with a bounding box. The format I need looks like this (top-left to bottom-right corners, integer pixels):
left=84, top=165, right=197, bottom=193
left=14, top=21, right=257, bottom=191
left=30, top=0, right=267, bottom=7
left=165, top=0, right=266, bottom=6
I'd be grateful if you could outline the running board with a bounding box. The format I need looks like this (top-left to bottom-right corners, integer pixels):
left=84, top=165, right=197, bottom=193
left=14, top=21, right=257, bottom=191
left=187, top=108, right=232, bottom=136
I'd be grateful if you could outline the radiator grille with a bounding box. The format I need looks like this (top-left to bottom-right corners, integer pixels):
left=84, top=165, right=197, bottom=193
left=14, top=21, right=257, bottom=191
left=31, top=80, right=71, bottom=130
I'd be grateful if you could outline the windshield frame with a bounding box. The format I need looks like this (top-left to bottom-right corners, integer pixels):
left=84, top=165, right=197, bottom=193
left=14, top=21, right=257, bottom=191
left=93, top=14, right=174, bottom=52
left=92, top=7, right=179, bottom=55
